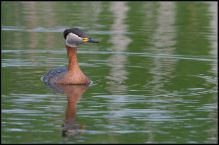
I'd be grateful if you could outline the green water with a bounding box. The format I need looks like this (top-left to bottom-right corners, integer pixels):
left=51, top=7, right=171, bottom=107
left=1, top=1, right=218, bottom=144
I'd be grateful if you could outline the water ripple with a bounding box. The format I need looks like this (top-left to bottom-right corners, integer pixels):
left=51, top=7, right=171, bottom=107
left=2, top=49, right=216, bottom=64
left=1, top=26, right=132, bottom=35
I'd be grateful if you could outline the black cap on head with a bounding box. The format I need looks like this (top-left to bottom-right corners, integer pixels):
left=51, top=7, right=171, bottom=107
left=63, top=28, right=87, bottom=39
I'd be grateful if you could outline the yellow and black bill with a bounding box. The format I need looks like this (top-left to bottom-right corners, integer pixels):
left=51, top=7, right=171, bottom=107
left=82, top=37, right=99, bottom=43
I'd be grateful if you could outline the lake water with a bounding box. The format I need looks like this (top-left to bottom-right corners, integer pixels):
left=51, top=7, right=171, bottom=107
left=1, top=1, right=218, bottom=144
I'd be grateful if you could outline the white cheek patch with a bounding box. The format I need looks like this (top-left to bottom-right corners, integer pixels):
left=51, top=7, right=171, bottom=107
left=65, top=33, right=83, bottom=47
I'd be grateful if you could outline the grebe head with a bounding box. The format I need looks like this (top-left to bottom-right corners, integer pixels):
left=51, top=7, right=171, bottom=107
left=64, top=28, right=99, bottom=47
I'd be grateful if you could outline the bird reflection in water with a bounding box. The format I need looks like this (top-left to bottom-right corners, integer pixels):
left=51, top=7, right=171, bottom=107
left=61, top=84, right=88, bottom=137
left=44, top=82, right=89, bottom=137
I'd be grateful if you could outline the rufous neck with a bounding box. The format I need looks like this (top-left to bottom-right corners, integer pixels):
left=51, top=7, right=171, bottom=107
left=66, top=45, right=79, bottom=71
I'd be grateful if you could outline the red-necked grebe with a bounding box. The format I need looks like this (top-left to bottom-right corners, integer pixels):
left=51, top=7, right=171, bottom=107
left=42, top=28, right=99, bottom=85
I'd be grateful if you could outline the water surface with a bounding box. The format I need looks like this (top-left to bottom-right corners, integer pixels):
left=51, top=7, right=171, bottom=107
left=1, top=1, right=218, bottom=144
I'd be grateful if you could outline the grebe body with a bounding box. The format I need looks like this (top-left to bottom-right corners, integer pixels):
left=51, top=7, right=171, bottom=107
left=42, top=28, right=98, bottom=85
